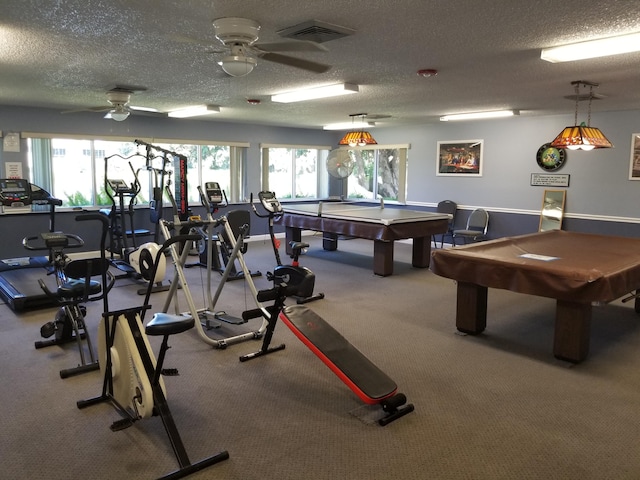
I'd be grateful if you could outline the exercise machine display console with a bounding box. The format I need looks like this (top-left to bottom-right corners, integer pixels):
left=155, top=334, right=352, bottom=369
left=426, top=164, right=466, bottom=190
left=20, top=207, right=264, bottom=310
left=258, top=190, right=283, bottom=216
left=204, top=182, right=223, bottom=205
left=106, top=178, right=133, bottom=194
left=0, top=178, right=31, bottom=206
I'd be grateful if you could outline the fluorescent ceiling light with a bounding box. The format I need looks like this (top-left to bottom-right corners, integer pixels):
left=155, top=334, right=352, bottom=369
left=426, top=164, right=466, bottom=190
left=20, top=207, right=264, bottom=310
left=323, top=121, right=375, bottom=130
left=168, top=105, right=220, bottom=118
left=541, top=32, right=640, bottom=63
left=271, top=83, right=359, bottom=103
left=440, top=110, right=519, bottom=122
left=130, top=105, right=160, bottom=113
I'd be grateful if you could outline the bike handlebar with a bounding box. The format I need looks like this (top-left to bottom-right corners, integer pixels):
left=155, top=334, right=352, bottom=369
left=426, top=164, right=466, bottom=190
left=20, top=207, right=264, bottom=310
left=22, top=232, right=84, bottom=251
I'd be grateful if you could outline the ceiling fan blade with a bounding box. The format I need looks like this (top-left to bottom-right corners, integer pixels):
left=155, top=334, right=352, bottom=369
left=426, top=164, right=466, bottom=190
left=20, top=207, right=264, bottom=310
left=130, top=108, right=167, bottom=118
left=61, top=106, right=111, bottom=114
left=256, top=40, right=328, bottom=53
left=260, top=52, right=331, bottom=73
left=88, top=106, right=113, bottom=112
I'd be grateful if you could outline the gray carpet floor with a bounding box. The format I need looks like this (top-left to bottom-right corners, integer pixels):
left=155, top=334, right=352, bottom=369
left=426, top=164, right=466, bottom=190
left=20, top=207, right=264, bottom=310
left=2, top=234, right=640, bottom=479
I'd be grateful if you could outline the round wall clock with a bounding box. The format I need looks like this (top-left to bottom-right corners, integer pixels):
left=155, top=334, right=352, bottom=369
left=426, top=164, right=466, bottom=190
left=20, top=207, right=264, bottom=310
left=536, top=143, right=566, bottom=171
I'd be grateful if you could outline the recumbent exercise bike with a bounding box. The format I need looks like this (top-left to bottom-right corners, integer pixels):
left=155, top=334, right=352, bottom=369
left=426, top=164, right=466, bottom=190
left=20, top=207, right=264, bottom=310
left=24, top=213, right=115, bottom=379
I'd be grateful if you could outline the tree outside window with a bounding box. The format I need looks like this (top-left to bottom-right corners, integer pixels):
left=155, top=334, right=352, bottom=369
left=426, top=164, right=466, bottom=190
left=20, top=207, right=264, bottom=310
left=347, top=148, right=400, bottom=201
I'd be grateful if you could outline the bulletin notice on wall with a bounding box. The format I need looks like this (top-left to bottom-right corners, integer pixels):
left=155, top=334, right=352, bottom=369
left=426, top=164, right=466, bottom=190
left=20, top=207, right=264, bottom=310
left=530, top=173, right=570, bottom=187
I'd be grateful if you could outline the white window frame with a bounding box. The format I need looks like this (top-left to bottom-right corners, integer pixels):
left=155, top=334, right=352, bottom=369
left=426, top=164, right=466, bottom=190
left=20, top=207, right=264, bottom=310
left=23, top=132, right=248, bottom=207
left=260, top=143, right=332, bottom=200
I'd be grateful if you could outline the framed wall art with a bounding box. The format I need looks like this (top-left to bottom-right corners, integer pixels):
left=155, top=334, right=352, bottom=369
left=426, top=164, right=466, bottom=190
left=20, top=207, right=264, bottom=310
left=629, top=133, right=640, bottom=180
left=437, top=139, right=483, bottom=176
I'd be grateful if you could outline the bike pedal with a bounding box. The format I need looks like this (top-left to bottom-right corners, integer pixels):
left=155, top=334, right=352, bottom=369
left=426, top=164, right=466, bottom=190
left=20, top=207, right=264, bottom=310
left=40, top=322, right=55, bottom=338
left=161, top=368, right=180, bottom=376
left=110, top=418, right=134, bottom=431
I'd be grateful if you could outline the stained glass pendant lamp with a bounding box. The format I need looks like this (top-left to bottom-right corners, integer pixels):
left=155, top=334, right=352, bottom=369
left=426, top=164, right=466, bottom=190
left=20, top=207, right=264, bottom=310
left=339, top=113, right=378, bottom=147
left=550, top=80, right=613, bottom=151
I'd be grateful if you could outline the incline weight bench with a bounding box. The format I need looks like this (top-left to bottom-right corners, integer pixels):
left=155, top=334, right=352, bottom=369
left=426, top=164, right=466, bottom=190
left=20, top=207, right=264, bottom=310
left=241, top=286, right=414, bottom=426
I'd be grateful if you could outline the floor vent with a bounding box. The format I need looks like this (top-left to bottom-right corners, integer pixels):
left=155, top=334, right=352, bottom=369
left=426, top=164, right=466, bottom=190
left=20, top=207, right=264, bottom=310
left=277, top=20, right=355, bottom=44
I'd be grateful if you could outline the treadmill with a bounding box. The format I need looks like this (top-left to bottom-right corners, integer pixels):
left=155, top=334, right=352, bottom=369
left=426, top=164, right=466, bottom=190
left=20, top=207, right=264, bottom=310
left=0, top=179, right=63, bottom=312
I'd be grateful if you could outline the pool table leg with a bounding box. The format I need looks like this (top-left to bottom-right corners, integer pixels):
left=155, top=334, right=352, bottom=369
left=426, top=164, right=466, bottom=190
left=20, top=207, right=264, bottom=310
left=553, top=300, right=591, bottom=363
left=322, top=232, right=338, bottom=251
left=455, top=282, right=487, bottom=334
left=373, top=240, right=394, bottom=276
left=411, top=236, right=431, bottom=268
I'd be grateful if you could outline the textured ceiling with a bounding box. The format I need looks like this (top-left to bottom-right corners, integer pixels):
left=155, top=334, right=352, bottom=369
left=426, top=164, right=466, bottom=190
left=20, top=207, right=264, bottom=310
left=1, top=0, right=640, bottom=129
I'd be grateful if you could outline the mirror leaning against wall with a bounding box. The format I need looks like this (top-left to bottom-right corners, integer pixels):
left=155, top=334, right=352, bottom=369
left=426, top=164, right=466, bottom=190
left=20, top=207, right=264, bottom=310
left=539, top=189, right=566, bottom=232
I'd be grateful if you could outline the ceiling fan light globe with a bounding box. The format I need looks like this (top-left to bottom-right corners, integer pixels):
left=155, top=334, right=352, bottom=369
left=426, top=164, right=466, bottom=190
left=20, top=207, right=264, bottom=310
left=110, top=110, right=130, bottom=121
left=218, top=55, right=257, bottom=77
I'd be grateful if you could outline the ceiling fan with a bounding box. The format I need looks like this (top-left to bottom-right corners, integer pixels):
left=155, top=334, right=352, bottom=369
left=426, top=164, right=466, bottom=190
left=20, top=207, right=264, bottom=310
left=62, top=86, right=161, bottom=121
left=210, top=17, right=331, bottom=77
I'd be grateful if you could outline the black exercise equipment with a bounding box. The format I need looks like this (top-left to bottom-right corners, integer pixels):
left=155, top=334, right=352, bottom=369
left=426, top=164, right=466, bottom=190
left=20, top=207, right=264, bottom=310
left=103, top=150, right=170, bottom=295
left=24, top=213, right=115, bottom=378
left=103, top=172, right=149, bottom=274
left=250, top=191, right=324, bottom=304
left=133, top=139, right=173, bottom=244
left=77, top=234, right=229, bottom=479
left=0, top=179, right=63, bottom=311
left=240, top=285, right=414, bottom=426
left=194, top=182, right=261, bottom=281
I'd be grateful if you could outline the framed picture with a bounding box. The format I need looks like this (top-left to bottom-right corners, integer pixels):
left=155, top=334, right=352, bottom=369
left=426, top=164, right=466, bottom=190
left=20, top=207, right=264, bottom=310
left=629, top=133, right=640, bottom=180
left=437, top=140, right=483, bottom=176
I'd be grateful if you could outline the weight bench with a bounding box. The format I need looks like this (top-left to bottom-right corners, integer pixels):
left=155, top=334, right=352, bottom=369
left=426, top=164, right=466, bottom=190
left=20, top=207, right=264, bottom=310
left=279, top=304, right=414, bottom=426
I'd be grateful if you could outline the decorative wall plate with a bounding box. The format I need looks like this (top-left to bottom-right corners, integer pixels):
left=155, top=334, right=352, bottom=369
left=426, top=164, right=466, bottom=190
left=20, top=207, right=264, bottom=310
left=536, top=143, right=566, bottom=171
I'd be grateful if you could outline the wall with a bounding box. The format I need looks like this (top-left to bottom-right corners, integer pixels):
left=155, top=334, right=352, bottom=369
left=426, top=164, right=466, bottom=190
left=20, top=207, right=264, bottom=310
left=374, top=109, right=640, bottom=238
left=1, top=105, right=639, bottom=258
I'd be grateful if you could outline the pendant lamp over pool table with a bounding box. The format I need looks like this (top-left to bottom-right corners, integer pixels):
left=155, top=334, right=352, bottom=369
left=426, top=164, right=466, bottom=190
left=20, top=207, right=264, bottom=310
left=339, top=113, right=378, bottom=147
left=550, top=80, right=613, bottom=151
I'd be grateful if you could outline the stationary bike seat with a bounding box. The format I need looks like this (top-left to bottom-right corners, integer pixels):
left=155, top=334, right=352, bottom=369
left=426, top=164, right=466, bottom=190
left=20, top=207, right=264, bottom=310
left=146, top=313, right=195, bottom=336
left=58, top=278, right=102, bottom=298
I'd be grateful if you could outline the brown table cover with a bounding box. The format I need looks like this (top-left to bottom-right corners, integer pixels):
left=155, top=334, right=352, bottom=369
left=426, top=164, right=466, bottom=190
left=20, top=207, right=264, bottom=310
left=430, top=230, right=640, bottom=303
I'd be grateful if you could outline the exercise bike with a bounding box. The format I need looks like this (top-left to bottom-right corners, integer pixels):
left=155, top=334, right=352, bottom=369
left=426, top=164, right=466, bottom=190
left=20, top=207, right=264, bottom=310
left=77, top=233, right=229, bottom=480
left=24, top=213, right=115, bottom=378
left=251, top=191, right=324, bottom=304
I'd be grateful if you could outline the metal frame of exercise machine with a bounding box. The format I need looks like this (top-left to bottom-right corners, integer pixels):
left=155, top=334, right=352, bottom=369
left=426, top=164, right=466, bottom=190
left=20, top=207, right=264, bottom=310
left=77, top=234, right=229, bottom=479
left=103, top=147, right=171, bottom=294
left=0, top=179, right=63, bottom=311
left=188, top=182, right=261, bottom=281
left=240, top=284, right=415, bottom=426
left=157, top=185, right=270, bottom=349
left=250, top=190, right=324, bottom=304
left=24, top=213, right=115, bottom=378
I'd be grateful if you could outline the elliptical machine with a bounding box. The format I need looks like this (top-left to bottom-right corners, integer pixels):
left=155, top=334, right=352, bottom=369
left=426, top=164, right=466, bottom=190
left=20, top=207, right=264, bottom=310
left=251, top=191, right=324, bottom=304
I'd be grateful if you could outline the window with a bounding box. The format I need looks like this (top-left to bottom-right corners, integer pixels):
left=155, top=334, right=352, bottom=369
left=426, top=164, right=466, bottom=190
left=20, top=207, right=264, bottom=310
left=261, top=145, right=331, bottom=200
left=155, top=143, right=232, bottom=205
left=346, top=147, right=407, bottom=202
left=26, top=135, right=246, bottom=208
